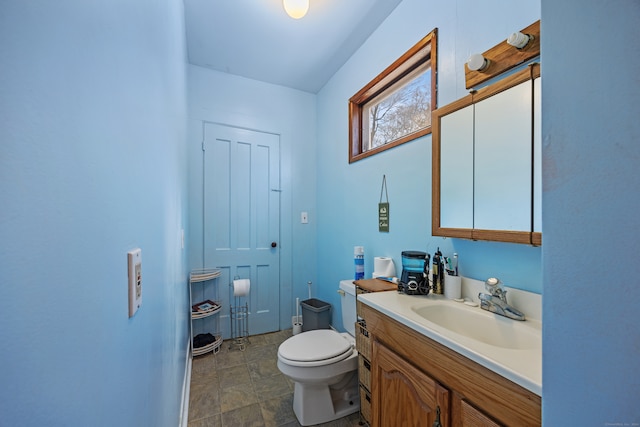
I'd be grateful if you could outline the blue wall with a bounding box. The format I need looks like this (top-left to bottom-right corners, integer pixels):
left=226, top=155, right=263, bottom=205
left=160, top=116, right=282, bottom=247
left=186, top=66, right=318, bottom=332
left=542, top=1, right=640, bottom=424
left=2, top=0, right=637, bottom=425
left=0, top=1, right=190, bottom=425
left=315, top=0, right=542, bottom=332
left=184, top=2, right=542, bottom=336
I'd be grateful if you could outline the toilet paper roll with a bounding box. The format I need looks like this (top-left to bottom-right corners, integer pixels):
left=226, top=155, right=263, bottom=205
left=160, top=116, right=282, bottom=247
left=232, top=279, right=250, bottom=297
left=373, top=257, right=396, bottom=278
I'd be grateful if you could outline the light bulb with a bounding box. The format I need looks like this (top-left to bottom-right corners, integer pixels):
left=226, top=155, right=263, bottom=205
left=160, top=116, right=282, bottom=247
left=507, top=31, right=533, bottom=49
left=467, top=53, right=490, bottom=72
left=283, top=0, right=309, bottom=19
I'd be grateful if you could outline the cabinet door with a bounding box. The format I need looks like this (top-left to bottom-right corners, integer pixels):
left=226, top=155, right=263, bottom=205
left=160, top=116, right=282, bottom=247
left=474, top=81, right=532, bottom=231
left=460, top=399, right=503, bottom=427
left=372, top=341, right=449, bottom=427
left=440, top=104, right=474, bottom=229
left=533, top=76, right=542, bottom=234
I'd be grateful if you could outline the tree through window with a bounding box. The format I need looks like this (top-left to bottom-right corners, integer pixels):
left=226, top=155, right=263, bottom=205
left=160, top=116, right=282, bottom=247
left=349, top=29, right=437, bottom=163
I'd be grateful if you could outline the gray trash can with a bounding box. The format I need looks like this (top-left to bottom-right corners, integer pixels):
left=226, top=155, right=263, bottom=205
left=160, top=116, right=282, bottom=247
left=301, top=298, right=331, bottom=332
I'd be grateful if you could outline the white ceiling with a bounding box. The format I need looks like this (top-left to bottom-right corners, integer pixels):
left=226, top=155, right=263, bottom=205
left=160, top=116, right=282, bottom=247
left=184, top=0, right=403, bottom=93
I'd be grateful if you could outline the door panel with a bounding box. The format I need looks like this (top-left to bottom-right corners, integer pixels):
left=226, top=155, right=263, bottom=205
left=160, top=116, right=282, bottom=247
left=372, top=341, right=449, bottom=427
left=474, top=81, right=532, bottom=231
left=203, top=123, right=280, bottom=336
left=440, top=104, right=474, bottom=229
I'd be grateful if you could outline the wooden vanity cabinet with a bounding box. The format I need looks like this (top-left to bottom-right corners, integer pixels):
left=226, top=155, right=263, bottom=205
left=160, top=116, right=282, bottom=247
left=353, top=279, right=399, bottom=425
left=360, top=302, right=541, bottom=427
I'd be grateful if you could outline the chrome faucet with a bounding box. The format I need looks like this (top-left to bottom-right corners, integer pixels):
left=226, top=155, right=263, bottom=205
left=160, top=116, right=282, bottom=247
left=478, top=278, right=526, bottom=321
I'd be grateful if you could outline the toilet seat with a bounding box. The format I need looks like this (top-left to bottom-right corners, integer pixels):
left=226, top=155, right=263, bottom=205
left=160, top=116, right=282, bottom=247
left=278, top=329, right=354, bottom=367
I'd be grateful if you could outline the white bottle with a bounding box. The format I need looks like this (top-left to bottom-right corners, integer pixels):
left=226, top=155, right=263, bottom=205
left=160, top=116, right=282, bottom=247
left=354, top=246, right=364, bottom=280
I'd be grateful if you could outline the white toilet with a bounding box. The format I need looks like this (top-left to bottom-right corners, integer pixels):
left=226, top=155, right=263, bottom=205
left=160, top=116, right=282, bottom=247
left=277, top=280, right=360, bottom=426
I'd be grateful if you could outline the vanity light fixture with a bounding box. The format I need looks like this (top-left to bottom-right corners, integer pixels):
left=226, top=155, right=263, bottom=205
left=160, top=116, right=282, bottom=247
left=507, top=31, right=534, bottom=49
left=283, top=0, right=309, bottom=19
left=467, top=53, right=490, bottom=72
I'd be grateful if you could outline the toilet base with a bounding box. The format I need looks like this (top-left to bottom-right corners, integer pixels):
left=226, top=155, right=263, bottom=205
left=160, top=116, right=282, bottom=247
left=292, top=371, right=360, bottom=426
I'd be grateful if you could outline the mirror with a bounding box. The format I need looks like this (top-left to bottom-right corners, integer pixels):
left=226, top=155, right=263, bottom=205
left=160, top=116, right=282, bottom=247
left=432, top=64, right=541, bottom=245
left=533, top=76, right=541, bottom=236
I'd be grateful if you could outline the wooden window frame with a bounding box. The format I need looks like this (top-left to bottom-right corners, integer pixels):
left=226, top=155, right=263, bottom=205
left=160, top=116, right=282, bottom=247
left=349, top=29, right=438, bottom=163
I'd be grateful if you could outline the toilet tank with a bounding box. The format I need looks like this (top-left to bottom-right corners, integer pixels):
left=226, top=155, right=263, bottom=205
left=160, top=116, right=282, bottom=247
left=339, top=280, right=357, bottom=336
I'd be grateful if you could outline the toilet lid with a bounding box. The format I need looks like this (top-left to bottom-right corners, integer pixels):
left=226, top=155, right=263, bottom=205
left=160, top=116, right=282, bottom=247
left=278, top=330, right=353, bottom=367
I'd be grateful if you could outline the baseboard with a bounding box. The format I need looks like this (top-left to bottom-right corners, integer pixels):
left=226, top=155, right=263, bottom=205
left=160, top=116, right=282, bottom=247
left=179, top=338, right=192, bottom=427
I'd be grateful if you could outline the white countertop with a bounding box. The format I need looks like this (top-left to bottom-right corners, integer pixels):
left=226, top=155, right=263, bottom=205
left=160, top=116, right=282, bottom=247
left=358, top=291, right=542, bottom=396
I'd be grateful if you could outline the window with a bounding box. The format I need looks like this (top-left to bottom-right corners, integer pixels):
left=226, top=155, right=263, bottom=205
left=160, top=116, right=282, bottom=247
left=349, top=29, right=437, bottom=163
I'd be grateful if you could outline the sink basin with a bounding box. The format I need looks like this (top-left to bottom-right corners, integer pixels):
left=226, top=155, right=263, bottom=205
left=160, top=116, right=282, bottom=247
left=358, top=291, right=542, bottom=395
left=411, top=303, right=540, bottom=350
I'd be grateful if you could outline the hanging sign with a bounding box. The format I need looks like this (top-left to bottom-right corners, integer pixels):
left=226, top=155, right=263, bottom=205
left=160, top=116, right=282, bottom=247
left=379, top=175, right=389, bottom=232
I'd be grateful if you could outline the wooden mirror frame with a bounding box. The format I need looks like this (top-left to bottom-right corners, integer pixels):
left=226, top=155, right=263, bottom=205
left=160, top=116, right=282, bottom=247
left=432, top=64, right=541, bottom=245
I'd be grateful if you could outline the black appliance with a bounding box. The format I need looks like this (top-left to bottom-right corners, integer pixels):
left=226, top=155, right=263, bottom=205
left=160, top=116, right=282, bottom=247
left=399, top=251, right=430, bottom=295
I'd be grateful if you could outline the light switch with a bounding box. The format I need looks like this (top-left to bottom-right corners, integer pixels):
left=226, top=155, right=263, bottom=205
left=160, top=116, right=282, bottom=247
left=128, top=248, right=142, bottom=317
left=301, top=212, right=308, bottom=224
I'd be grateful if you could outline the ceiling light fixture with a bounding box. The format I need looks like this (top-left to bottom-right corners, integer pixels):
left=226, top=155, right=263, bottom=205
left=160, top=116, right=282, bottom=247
left=283, top=0, right=309, bottom=19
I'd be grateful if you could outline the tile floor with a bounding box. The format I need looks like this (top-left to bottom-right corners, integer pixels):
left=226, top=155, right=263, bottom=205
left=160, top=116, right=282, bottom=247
left=188, top=329, right=363, bottom=427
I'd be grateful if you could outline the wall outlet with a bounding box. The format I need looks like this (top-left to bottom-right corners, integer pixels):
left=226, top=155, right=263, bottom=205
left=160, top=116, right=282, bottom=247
left=128, top=248, right=142, bottom=317
left=301, top=211, right=308, bottom=224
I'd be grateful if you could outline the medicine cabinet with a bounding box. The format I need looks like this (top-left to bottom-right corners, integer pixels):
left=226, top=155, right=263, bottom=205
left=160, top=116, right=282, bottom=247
left=432, top=64, right=541, bottom=245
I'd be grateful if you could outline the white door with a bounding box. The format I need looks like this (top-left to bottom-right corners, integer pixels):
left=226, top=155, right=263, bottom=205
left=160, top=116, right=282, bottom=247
left=203, top=123, right=280, bottom=337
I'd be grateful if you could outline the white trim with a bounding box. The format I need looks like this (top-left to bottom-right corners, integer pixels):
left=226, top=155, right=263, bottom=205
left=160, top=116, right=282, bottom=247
left=179, top=338, right=192, bottom=427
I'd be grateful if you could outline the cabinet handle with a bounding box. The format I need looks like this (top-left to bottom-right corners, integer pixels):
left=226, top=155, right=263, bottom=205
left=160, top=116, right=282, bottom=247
left=432, top=406, right=442, bottom=427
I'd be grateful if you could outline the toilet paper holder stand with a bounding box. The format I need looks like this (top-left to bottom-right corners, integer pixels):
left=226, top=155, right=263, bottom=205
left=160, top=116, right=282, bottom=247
left=229, top=278, right=250, bottom=351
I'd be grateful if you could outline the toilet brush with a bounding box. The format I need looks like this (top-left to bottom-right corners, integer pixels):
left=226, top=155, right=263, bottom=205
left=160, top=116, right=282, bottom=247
left=293, top=297, right=302, bottom=335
